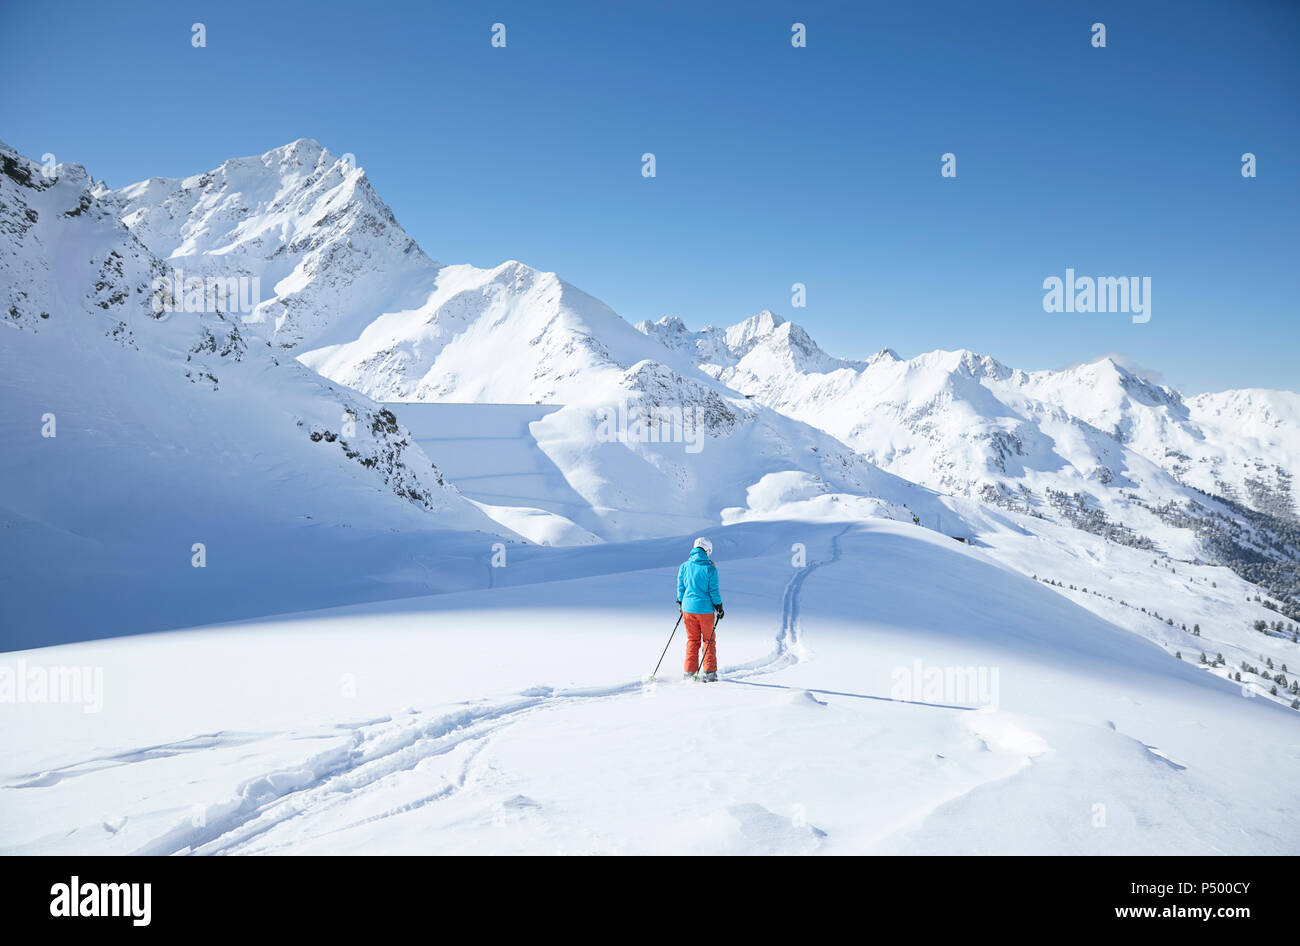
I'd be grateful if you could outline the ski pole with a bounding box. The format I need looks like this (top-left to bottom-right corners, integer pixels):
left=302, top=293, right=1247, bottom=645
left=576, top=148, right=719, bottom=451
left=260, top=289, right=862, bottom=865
left=696, top=612, right=722, bottom=680
left=650, top=612, right=684, bottom=681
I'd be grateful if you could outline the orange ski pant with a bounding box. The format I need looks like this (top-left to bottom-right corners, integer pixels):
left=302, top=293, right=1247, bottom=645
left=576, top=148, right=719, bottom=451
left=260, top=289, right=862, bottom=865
left=683, top=611, right=718, bottom=673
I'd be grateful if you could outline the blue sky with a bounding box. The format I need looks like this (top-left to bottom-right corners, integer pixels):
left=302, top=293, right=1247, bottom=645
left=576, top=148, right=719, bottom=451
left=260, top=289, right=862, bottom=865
left=2, top=0, right=1296, bottom=393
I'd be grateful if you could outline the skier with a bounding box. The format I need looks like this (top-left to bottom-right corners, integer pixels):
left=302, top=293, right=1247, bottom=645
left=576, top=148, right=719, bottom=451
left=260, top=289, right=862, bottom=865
left=677, top=537, right=724, bottom=682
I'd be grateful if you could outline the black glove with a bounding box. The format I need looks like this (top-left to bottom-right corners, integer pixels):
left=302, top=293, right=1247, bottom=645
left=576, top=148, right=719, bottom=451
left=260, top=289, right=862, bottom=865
left=714, top=604, right=724, bottom=619
left=676, top=600, right=682, bottom=611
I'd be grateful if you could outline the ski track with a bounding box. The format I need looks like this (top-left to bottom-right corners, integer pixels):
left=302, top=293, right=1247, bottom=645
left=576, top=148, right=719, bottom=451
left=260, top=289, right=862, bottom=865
left=23, top=526, right=854, bottom=855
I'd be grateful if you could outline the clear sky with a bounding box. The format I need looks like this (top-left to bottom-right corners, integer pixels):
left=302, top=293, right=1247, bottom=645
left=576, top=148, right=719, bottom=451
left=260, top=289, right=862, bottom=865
left=2, top=0, right=1296, bottom=393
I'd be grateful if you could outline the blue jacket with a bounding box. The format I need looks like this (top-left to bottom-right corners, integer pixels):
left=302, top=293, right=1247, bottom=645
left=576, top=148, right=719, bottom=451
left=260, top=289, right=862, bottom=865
left=677, top=547, right=722, bottom=614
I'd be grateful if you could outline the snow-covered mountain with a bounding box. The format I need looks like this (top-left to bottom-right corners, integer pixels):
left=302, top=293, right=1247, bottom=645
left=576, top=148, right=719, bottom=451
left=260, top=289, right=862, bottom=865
left=99, top=142, right=966, bottom=543
left=299, top=258, right=692, bottom=404
left=639, top=311, right=1299, bottom=525
left=1019, top=360, right=1299, bottom=519
left=2, top=138, right=972, bottom=643
left=0, top=141, right=511, bottom=646
left=7, top=136, right=1296, bottom=629
left=82, top=138, right=1298, bottom=583
left=98, top=138, right=437, bottom=352
left=635, top=311, right=1300, bottom=619
left=640, top=309, right=858, bottom=377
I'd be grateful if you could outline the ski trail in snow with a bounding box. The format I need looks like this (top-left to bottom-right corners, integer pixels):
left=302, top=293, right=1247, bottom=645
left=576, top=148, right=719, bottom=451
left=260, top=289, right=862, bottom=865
left=720, top=523, right=850, bottom=678
left=5, top=731, right=278, bottom=788
left=132, top=688, right=635, bottom=855
left=134, top=525, right=854, bottom=854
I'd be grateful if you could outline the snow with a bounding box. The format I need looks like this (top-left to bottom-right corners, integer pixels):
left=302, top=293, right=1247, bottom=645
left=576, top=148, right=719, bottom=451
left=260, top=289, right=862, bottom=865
left=388, top=402, right=603, bottom=545
left=3, top=138, right=1298, bottom=855
left=4, top=520, right=1294, bottom=855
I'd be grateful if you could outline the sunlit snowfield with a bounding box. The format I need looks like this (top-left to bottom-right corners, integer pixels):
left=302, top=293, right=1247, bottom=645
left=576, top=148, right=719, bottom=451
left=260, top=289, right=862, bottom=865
left=4, top=520, right=1296, bottom=855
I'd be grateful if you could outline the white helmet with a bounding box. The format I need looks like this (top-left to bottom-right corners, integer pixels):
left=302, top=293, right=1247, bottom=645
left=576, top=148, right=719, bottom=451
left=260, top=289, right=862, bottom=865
left=693, top=537, right=713, bottom=555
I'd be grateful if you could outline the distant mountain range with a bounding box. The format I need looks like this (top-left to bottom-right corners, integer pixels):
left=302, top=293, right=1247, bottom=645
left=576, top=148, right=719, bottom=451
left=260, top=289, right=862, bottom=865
left=3, top=138, right=1296, bottom=635
left=639, top=310, right=1299, bottom=524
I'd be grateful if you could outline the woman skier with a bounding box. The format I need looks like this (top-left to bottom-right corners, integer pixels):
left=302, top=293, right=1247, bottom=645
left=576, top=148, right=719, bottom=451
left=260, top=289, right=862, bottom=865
left=677, top=537, right=724, bottom=682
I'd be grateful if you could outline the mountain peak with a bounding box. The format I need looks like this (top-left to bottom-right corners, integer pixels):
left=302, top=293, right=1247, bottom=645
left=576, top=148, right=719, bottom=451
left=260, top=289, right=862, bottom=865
left=106, top=139, right=432, bottom=351
left=183, top=139, right=356, bottom=192
left=635, top=315, right=689, bottom=340
left=1060, top=355, right=1179, bottom=407
left=724, top=310, right=788, bottom=357
left=268, top=137, right=330, bottom=163
left=914, top=348, right=1010, bottom=381
left=1084, top=354, right=1135, bottom=378
left=493, top=258, right=549, bottom=278
left=737, top=309, right=785, bottom=333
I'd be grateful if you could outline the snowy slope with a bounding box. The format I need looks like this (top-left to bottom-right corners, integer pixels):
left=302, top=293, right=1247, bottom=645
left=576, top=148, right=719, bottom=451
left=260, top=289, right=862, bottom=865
left=0, top=141, right=512, bottom=648
left=1183, top=389, right=1300, bottom=515
left=3, top=519, right=1294, bottom=855
left=390, top=402, right=605, bottom=546
left=299, top=259, right=695, bottom=404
